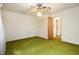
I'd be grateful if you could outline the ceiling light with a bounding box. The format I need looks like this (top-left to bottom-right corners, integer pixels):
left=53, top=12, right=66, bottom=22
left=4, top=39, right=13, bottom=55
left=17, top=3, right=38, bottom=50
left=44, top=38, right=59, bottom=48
left=30, top=3, right=51, bottom=16
left=37, top=12, right=42, bottom=16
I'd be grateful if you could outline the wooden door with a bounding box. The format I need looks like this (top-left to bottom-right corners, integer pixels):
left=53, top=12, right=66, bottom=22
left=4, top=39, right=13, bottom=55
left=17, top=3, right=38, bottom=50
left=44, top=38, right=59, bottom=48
left=48, top=16, right=53, bottom=40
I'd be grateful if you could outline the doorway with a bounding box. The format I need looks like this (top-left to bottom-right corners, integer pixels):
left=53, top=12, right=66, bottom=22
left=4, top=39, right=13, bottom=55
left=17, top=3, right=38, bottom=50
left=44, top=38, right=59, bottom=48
left=48, top=16, right=62, bottom=40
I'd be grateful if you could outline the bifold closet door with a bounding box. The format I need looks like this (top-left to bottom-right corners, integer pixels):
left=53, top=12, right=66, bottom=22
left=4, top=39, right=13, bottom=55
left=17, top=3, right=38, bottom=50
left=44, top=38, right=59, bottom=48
left=48, top=16, right=53, bottom=40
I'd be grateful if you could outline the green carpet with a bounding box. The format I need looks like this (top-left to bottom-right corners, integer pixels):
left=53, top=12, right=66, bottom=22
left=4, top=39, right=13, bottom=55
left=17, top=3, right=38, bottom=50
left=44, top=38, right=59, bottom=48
left=5, top=36, right=79, bottom=55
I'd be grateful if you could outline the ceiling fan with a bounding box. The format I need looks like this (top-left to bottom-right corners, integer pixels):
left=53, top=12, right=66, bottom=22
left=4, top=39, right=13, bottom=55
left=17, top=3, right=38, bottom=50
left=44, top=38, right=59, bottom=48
left=30, top=3, right=51, bottom=16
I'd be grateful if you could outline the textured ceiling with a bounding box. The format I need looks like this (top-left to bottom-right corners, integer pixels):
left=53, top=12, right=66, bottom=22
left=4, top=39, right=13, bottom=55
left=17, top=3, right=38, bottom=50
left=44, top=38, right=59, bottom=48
left=3, top=3, right=79, bottom=15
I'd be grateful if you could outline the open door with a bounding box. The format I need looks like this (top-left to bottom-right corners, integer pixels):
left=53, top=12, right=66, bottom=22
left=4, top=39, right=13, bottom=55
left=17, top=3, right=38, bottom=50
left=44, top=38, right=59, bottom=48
left=48, top=16, right=62, bottom=40
left=48, top=16, right=53, bottom=40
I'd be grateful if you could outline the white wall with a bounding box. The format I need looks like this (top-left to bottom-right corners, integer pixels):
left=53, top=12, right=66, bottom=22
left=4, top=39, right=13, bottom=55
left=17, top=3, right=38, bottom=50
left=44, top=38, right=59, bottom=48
left=0, top=4, right=5, bottom=54
left=2, top=10, right=48, bottom=41
left=2, top=11, right=38, bottom=41
left=37, top=17, right=48, bottom=39
left=53, top=6, right=79, bottom=44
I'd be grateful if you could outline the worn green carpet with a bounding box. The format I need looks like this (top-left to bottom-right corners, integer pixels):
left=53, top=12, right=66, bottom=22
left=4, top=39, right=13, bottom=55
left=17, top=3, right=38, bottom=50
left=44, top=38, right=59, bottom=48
left=5, top=36, right=79, bottom=55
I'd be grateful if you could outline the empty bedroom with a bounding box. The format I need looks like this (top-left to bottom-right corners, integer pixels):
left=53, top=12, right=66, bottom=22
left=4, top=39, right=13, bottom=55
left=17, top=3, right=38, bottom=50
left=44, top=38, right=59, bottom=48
left=0, top=3, right=79, bottom=55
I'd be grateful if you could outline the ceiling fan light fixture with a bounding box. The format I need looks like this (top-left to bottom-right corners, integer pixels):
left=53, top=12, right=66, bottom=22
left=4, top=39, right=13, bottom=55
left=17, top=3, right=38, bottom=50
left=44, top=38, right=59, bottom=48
left=30, top=3, right=51, bottom=16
